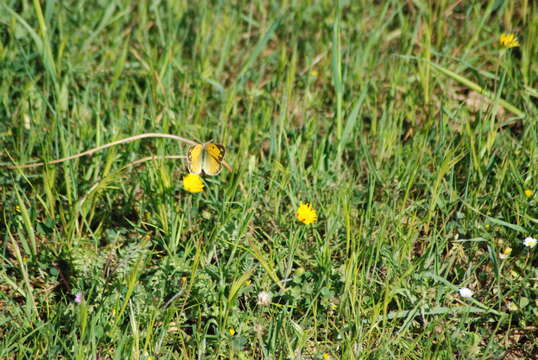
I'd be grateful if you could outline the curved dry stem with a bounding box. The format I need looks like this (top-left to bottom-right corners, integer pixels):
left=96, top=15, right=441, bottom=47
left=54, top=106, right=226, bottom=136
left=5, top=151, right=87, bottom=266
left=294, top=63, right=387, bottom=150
left=222, top=160, right=233, bottom=172
left=6, top=133, right=197, bottom=169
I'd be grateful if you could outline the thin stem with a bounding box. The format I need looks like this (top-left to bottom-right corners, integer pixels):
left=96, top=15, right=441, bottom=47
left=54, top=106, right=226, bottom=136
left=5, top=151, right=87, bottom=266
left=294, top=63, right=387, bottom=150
left=7, top=133, right=197, bottom=169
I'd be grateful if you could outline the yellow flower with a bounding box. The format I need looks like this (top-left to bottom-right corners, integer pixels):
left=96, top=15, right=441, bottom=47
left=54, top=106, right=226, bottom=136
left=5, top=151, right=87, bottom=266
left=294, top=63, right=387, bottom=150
left=499, top=33, right=519, bottom=48
left=322, top=353, right=330, bottom=360
left=524, top=189, right=533, bottom=198
left=499, top=247, right=512, bottom=260
left=183, top=174, right=204, bottom=193
left=296, top=202, right=317, bottom=225
left=229, top=328, right=235, bottom=336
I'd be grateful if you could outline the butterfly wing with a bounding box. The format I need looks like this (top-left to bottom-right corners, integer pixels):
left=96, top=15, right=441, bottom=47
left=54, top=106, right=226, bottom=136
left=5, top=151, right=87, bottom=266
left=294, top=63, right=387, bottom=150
left=187, top=144, right=204, bottom=174
left=202, top=143, right=225, bottom=176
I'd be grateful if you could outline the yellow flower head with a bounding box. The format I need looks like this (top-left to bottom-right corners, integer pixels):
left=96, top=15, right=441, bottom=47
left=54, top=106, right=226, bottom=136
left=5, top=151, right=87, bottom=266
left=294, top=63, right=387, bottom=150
left=499, top=247, right=512, bottom=259
left=296, top=202, right=317, bottom=225
left=183, top=173, right=204, bottom=193
left=229, top=328, right=235, bottom=336
left=524, top=189, right=534, bottom=198
left=499, top=33, right=519, bottom=48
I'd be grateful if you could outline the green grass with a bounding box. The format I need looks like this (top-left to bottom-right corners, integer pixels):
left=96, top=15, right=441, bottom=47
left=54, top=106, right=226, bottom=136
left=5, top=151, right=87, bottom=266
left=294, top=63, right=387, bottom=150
left=1, top=0, right=537, bottom=358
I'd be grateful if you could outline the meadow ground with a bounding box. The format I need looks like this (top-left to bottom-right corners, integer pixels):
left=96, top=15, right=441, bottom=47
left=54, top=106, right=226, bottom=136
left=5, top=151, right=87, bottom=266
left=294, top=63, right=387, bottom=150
left=0, top=1, right=537, bottom=359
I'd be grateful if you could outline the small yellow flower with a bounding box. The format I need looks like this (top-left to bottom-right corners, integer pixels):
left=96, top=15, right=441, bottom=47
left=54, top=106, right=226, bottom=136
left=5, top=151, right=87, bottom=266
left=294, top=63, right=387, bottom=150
left=322, top=353, right=330, bottom=360
left=296, top=202, right=317, bottom=225
left=499, top=33, right=519, bottom=48
left=499, top=247, right=512, bottom=260
left=229, top=328, right=235, bottom=336
left=524, top=189, right=534, bottom=198
left=183, top=173, right=204, bottom=193
left=310, top=70, right=319, bottom=77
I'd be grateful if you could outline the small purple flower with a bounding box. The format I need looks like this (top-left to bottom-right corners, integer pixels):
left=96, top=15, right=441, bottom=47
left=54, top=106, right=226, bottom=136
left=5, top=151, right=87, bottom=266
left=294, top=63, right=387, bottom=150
left=74, top=291, right=83, bottom=304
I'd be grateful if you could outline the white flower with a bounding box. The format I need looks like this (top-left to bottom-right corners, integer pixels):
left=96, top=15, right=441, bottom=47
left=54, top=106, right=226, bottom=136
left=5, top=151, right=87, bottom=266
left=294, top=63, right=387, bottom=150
left=257, top=291, right=272, bottom=306
left=459, top=287, right=474, bottom=298
left=523, top=237, right=537, bottom=248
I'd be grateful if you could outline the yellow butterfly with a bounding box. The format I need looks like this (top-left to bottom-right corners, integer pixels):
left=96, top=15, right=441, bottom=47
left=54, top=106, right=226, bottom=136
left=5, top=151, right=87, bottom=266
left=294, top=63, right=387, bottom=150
left=187, top=143, right=226, bottom=176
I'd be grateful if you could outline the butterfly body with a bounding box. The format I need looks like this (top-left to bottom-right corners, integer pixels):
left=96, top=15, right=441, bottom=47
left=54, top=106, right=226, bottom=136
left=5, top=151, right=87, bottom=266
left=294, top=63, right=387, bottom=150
left=187, top=143, right=226, bottom=176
